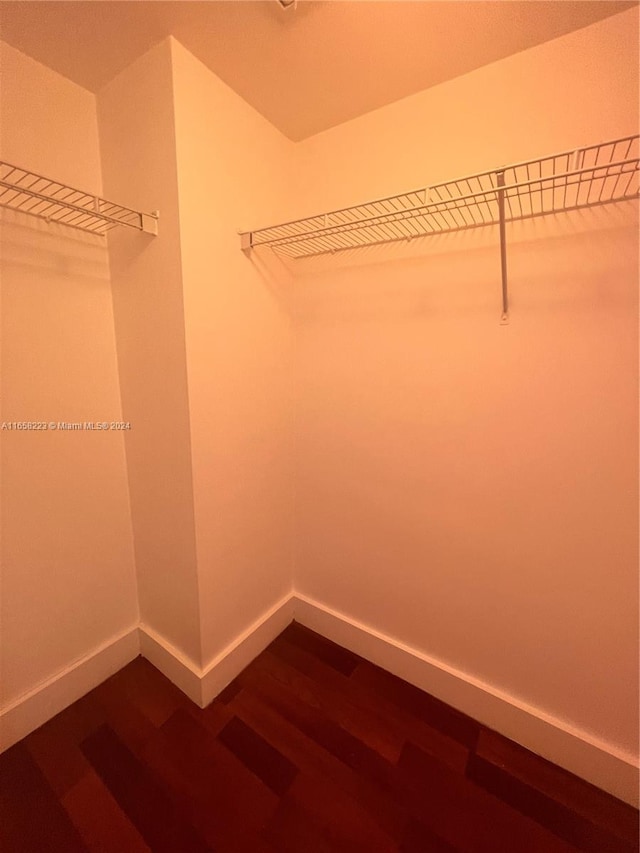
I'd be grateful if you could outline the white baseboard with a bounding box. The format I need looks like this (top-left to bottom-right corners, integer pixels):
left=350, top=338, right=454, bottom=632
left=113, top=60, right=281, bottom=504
left=294, top=592, right=639, bottom=808
left=3, top=592, right=636, bottom=808
left=138, top=592, right=296, bottom=709
left=138, top=624, right=204, bottom=705
left=200, top=592, right=296, bottom=707
left=0, top=594, right=295, bottom=753
left=0, top=625, right=139, bottom=752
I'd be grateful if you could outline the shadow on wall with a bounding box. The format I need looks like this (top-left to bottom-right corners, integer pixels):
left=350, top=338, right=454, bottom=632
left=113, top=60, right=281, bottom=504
left=0, top=213, right=109, bottom=285
left=245, top=244, right=297, bottom=315
left=104, top=222, right=159, bottom=276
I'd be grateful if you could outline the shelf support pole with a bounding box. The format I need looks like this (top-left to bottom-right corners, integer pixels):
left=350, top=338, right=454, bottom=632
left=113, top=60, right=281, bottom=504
left=496, top=169, right=509, bottom=324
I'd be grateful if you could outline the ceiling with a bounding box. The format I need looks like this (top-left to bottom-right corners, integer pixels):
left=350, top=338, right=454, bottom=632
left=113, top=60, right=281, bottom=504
left=0, top=1, right=635, bottom=141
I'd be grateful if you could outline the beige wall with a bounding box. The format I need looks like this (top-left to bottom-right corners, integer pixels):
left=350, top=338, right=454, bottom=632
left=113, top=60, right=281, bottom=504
left=0, top=42, right=138, bottom=706
left=170, top=40, right=295, bottom=665
left=292, top=7, right=639, bottom=760
left=97, top=39, right=202, bottom=667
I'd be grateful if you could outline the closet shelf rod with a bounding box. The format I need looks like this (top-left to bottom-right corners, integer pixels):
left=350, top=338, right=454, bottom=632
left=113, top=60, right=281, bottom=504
left=238, top=134, right=639, bottom=320
left=0, top=161, right=159, bottom=236
left=248, top=156, right=637, bottom=251
left=239, top=134, right=639, bottom=257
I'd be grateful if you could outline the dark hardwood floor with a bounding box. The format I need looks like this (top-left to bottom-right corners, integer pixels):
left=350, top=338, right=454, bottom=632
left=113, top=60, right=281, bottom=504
left=1, top=622, right=638, bottom=852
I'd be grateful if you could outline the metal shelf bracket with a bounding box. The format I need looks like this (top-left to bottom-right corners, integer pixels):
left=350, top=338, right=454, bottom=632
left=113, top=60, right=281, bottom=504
left=239, top=231, right=253, bottom=253
left=496, top=170, right=509, bottom=324
left=141, top=211, right=160, bottom=236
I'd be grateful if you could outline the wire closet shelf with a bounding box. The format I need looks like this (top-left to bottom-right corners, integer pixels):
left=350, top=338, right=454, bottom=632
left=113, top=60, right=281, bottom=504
left=239, top=135, right=639, bottom=259
left=0, top=161, right=158, bottom=236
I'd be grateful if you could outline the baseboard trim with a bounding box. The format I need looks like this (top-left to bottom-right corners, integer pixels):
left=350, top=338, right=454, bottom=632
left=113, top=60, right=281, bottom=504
left=0, top=593, right=295, bottom=752
left=138, top=624, right=204, bottom=705
left=0, top=625, right=139, bottom=752
left=4, top=594, right=636, bottom=807
left=139, top=592, right=296, bottom=709
left=293, top=592, right=639, bottom=807
left=200, top=592, right=296, bottom=707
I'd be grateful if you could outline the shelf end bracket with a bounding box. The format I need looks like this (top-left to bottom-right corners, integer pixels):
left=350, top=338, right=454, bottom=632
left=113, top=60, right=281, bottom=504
left=239, top=231, right=252, bottom=253
left=141, top=211, right=159, bottom=236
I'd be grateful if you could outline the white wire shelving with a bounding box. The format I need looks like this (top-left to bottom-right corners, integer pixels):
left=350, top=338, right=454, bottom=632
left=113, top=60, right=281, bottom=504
left=0, top=161, right=158, bottom=236
left=239, top=134, right=639, bottom=321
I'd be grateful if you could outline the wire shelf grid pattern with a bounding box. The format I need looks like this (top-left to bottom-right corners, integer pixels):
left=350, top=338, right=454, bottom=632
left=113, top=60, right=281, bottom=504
left=242, top=135, right=639, bottom=259
left=0, top=162, right=155, bottom=235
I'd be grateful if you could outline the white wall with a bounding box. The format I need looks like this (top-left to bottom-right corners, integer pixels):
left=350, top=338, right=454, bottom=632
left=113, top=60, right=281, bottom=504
left=292, top=6, right=639, bottom=771
left=0, top=42, right=138, bottom=711
left=1, top=7, right=637, bottom=805
left=97, top=39, right=202, bottom=668
left=170, top=39, right=295, bottom=668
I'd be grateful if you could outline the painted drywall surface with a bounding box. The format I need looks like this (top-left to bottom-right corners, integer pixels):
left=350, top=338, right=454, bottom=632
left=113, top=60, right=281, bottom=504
left=295, top=8, right=640, bottom=214
left=0, top=42, right=138, bottom=705
left=292, top=8, right=640, bottom=759
left=97, top=39, right=202, bottom=667
left=170, top=39, right=295, bottom=666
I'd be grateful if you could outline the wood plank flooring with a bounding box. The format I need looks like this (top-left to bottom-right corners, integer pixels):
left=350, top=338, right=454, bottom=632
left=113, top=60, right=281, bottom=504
left=1, top=622, right=637, bottom=852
